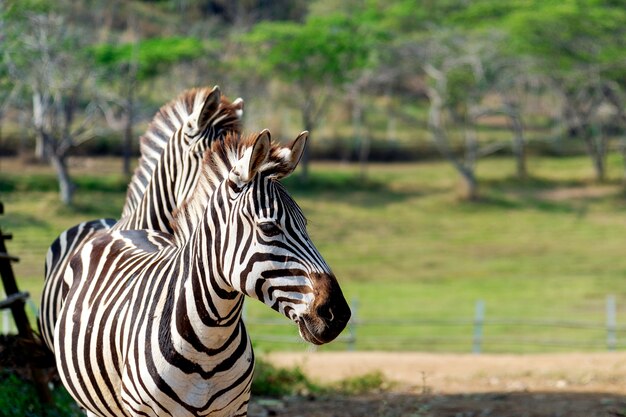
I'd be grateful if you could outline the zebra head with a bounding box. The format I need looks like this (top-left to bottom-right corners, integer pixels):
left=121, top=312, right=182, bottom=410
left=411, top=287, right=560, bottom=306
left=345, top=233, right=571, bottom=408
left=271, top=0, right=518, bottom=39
left=200, top=130, right=351, bottom=345
left=183, top=85, right=244, bottom=148
left=173, top=86, right=244, bottom=206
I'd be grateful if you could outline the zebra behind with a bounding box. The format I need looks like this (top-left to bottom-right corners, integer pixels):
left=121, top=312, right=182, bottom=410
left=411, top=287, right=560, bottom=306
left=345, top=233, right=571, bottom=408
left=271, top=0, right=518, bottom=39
left=39, top=86, right=243, bottom=352
left=55, top=130, right=350, bottom=417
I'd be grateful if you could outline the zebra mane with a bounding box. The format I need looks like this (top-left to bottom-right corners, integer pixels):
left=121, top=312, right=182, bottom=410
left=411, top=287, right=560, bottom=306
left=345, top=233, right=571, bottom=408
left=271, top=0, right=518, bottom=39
left=171, top=132, right=295, bottom=241
left=122, top=87, right=243, bottom=217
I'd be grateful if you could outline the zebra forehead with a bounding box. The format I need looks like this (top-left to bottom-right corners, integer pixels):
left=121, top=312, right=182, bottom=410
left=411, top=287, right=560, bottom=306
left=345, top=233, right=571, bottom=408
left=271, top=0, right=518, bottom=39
left=265, top=181, right=307, bottom=223
left=171, top=131, right=307, bottom=238
left=203, top=133, right=296, bottom=179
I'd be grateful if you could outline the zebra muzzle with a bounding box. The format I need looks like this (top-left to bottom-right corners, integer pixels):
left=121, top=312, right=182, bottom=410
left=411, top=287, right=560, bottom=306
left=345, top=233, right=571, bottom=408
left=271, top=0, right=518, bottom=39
left=297, top=273, right=351, bottom=345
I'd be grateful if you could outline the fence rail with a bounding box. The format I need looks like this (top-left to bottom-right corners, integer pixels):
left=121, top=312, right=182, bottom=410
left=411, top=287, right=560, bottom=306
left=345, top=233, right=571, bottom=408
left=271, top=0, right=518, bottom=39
left=2, top=296, right=622, bottom=353
left=243, top=296, right=623, bottom=353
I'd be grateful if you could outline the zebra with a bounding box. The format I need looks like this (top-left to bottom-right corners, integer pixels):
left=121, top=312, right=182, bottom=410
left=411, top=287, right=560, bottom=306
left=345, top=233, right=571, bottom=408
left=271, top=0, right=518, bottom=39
left=39, top=86, right=244, bottom=352
left=120, top=86, right=243, bottom=221
left=54, top=130, right=351, bottom=417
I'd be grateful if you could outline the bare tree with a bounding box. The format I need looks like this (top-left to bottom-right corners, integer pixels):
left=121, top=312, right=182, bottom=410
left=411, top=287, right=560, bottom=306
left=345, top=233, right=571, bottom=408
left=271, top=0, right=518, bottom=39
left=6, top=12, right=99, bottom=204
left=555, top=71, right=608, bottom=182
left=419, top=30, right=503, bottom=200
left=399, top=28, right=538, bottom=198
left=0, top=4, right=20, bottom=150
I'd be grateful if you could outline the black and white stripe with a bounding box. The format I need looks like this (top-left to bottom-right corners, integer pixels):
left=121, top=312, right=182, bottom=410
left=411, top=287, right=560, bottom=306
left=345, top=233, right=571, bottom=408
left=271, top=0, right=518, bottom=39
left=54, top=131, right=350, bottom=417
left=39, top=86, right=243, bottom=352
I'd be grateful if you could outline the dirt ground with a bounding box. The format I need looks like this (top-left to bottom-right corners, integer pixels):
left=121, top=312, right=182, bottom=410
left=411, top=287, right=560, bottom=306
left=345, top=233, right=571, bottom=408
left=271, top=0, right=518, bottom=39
left=5, top=334, right=626, bottom=417
left=252, top=351, right=626, bottom=417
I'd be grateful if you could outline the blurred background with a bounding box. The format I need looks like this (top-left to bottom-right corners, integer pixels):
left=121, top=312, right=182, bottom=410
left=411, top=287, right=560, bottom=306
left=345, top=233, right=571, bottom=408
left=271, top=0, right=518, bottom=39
left=2, top=0, right=626, bottom=354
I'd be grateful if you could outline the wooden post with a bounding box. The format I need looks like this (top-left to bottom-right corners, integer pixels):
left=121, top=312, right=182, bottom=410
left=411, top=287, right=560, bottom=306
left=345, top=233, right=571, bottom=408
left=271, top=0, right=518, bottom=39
left=472, top=299, right=485, bottom=354
left=0, top=202, right=52, bottom=405
left=607, top=295, right=617, bottom=351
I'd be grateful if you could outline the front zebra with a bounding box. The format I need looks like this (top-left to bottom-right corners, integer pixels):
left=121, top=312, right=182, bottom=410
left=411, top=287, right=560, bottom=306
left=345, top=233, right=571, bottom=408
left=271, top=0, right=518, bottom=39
left=54, top=130, right=351, bottom=417
left=39, top=86, right=243, bottom=352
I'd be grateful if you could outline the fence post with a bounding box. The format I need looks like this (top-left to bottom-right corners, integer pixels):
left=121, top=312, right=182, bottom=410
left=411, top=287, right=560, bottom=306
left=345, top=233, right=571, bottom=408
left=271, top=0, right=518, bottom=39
left=606, top=295, right=617, bottom=351
left=472, top=299, right=485, bottom=354
left=2, top=295, right=9, bottom=334
left=347, top=297, right=358, bottom=351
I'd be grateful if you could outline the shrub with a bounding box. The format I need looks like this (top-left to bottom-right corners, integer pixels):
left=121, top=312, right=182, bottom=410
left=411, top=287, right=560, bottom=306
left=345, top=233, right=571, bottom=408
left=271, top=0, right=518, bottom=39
left=333, top=371, right=390, bottom=395
left=0, top=373, right=82, bottom=417
left=251, top=357, right=320, bottom=397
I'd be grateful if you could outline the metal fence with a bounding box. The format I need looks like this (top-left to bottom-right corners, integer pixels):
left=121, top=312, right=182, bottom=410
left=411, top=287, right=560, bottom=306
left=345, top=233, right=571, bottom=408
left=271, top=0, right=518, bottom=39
left=3, top=294, right=622, bottom=353
left=243, top=295, right=624, bottom=353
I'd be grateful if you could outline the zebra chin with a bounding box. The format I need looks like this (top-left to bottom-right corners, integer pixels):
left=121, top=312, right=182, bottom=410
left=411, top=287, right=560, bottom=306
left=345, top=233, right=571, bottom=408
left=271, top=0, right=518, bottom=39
left=295, top=272, right=351, bottom=345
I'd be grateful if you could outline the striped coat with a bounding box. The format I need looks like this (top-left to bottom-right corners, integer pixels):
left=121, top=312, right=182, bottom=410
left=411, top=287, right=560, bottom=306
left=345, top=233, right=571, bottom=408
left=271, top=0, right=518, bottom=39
left=55, top=131, right=350, bottom=416
left=39, top=86, right=243, bottom=352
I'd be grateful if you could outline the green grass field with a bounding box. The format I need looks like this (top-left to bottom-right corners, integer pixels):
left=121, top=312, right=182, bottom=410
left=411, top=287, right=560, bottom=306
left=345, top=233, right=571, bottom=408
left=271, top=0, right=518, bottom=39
left=2, top=155, right=626, bottom=353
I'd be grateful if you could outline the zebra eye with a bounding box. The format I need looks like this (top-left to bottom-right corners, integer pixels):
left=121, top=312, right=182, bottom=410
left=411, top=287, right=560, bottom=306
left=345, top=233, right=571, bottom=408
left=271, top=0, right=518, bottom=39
left=259, top=221, right=281, bottom=237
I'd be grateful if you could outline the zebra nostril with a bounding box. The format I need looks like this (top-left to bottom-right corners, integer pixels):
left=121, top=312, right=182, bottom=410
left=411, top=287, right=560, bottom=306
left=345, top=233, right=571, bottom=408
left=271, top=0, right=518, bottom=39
left=318, top=305, right=335, bottom=323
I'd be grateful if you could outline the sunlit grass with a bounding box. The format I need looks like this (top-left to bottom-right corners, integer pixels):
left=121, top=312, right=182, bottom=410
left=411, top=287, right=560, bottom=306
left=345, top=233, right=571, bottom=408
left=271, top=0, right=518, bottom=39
left=2, top=154, right=626, bottom=352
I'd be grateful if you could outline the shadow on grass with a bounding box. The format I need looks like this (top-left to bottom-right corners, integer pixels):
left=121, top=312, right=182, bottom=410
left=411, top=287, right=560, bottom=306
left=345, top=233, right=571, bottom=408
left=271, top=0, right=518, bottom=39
left=283, top=172, right=422, bottom=207
left=56, top=196, right=123, bottom=219
left=0, top=212, right=50, bottom=230
left=482, top=174, right=599, bottom=191
left=461, top=174, right=626, bottom=215
left=269, top=391, right=626, bottom=417
left=470, top=194, right=588, bottom=215
left=0, top=174, right=128, bottom=193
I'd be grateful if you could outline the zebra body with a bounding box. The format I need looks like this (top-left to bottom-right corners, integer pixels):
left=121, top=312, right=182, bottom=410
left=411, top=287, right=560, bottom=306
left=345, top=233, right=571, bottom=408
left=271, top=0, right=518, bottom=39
left=39, top=86, right=243, bottom=352
left=55, top=131, right=350, bottom=417
left=40, top=218, right=117, bottom=351
left=57, top=229, right=252, bottom=417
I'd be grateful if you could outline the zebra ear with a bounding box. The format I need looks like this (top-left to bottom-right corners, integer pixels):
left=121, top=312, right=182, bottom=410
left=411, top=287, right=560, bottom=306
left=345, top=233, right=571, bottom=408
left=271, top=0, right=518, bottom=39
left=229, top=130, right=271, bottom=187
left=184, top=86, right=221, bottom=137
left=232, top=97, right=244, bottom=120
left=277, top=131, right=308, bottom=178
left=197, top=86, right=222, bottom=131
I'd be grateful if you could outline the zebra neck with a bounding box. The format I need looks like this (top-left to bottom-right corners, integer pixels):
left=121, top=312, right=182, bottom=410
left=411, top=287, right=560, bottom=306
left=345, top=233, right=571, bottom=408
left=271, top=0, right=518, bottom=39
left=116, top=138, right=183, bottom=232
left=177, top=224, right=244, bottom=329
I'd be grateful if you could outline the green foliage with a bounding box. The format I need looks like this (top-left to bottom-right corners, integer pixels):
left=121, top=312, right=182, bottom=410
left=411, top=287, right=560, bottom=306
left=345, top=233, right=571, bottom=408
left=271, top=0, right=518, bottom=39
left=252, top=358, right=388, bottom=397
left=438, top=0, right=626, bottom=78
left=380, top=0, right=468, bottom=32
left=0, top=373, right=82, bottom=417
left=243, top=12, right=379, bottom=88
left=252, top=357, right=320, bottom=397
left=503, top=2, right=626, bottom=70
left=90, top=37, right=204, bottom=80
left=2, top=0, right=54, bottom=19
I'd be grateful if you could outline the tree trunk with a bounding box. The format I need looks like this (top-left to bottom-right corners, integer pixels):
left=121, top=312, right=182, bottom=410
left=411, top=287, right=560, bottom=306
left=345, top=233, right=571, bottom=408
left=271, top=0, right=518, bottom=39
left=35, top=133, right=50, bottom=162
left=122, top=77, right=135, bottom=176
left=460, top=167, right=479, bottom=201
left=618, top=137, right=626, bottom=187
left=352, top=87, right=369, bottom=181
left=462, top=120, right=479, bottom=200
left=49, top=151, right=74, bottom=205
left=32, top=92, right=50, bottom=162
left=427, top=81, right=479, bottom=201
left=508, top=109, right=527, bottom=180
left=122, top=42, right=139, bottom=177
left=582, top=127, right=607, bottom=182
